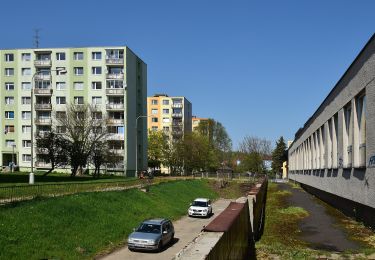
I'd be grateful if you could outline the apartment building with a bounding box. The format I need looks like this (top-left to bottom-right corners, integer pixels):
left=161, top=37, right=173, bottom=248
left=192, top=116, right=208, bottom=132
left=147, top=94, right=192, bottom=139
left=0, top=46, right=147, bottom=176
left=288, top=34, right=375, bottom=227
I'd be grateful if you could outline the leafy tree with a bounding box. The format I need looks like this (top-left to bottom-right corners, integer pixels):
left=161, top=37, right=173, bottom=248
left=35, top=130, right=70, bottom=176
left=183, top=132, right=211, bottom=173
left=147, top=130, right=167, bottom=171
left=271, top=136, right=287, bottom=176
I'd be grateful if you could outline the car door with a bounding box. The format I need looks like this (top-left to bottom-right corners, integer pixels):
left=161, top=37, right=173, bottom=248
left=162, top=223, right=170, bottom=244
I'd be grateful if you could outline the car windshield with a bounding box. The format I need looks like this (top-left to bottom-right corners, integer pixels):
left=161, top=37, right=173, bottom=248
left=137, top=223, right=161, bottom=234
left=192, top=201, right=208, bottom=207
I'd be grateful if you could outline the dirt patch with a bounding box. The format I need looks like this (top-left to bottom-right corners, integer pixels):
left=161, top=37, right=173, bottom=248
left=208, top=180, right=255, bottom=199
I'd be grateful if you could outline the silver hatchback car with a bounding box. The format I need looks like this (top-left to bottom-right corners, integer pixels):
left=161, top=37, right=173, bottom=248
left=128, top=218, right=175, bottom=252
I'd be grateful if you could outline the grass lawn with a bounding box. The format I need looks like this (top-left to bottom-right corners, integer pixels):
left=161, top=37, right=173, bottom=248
left=256, top=183, right=375, bottom=259
left=0, top=179, right=218, bottom=260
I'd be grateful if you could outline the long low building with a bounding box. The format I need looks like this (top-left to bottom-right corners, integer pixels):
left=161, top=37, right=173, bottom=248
left=288, top=34, right=375, bottom=227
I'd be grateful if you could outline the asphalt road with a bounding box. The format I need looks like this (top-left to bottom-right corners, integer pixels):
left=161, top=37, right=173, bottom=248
left=101, top=199, right=231, bottom=260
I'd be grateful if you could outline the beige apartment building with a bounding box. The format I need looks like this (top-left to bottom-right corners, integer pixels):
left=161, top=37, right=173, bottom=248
left=192, top=116, right=208, bottom=132
left=147, top=94, right=192, bottom=139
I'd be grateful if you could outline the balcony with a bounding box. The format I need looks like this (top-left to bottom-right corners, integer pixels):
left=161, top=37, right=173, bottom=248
left=106, top=73, right=124, bottom=80
left=35, top=161, right=52, bottom=168
left=34, top=88, right=53, bottom=95
left=172, top=130, right=183, bottom=136
left=172, top=122, right=183, bottom=127
left=107, top=118, right=124, bottom=125
left=35, top=118, right=52, bottom=125
left=35, top=103, right=52, bottom=110
left=172, top=113, right=183, bottom=118
left=106, top=103, right=124, bottom=110
left=35, top=131, right=50, bottom=138
left=106, top=58, right=124, bottom=65
left=108, top=133, right=125, bottom=140
left=172, top=103, right=183, bottom=108
left=106, top=88, right=125, bottom=95
left=111, top=149, right=125, bottom=155
left=34, top=74, right=51, bottom=81
left=34, top=60, right=52, bottom=67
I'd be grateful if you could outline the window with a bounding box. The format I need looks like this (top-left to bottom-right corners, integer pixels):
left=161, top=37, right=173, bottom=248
left=5, top=54, right=14, bottom=62
left=343, top=103, right=352, bottom=168
left=92, top=82, right=102, bottom=90
left=92, top=112, right=102, bottom=119
left=56, top=52, right=66, bottom=60
left=5, top=140, right=15, bottom=147
left=36, top=81, right=50, bottom=89
left=5, top=68, right=14, bottom=76
left=5, top=97, right=14, bottom=105
left=74, top=52, right=84, bottom=60
left=74, top=96, right=84, bottom=104
left=356, top=94, right=366, bottom=167
left=106, top=80, right=123, bottom=89
left=56, top=96, right=66, bottom=104
left=151, top=109, right=158, bottom=115
left=74, top=67, right=84, bottom=75
left=92, top=96, right=102, bottom=105
left=92, top=52, right=102, bottom=60
left=21, top=97, right=31, bottom=105
left=56, top=67, right=66, bottom=75
left=5, top=125, right=15, bottom=133
left=107, top=126, right=124, bottom=134
left=163, top=126, right=170, bottom=132
left=22, top=154, right=31, bottom=162
left=22, top=53, right=31, bottom=61
left=22, top=68, right=31, bottom=76
left=22, top=125, right=31, bottom=133
left=151, top=100, right=158, bottom=105
left=74, top=82, right=84, bottom=90
left=56, top=82, right=66, bottom=90
left=22, top=111, right=31, bottom=120
left=22, top=82, right=31, bottom=90
left=163, top=100, right=169, bottom=105
left=56, top=111, right=66, bottom=119
left=152, top=117, right=158, bottom=122
left=162, top=117, right=170, bottom=123
left=22, top=140, right=31, bottom=148
left=163, top=109, right=169, bottom=114
left=56, top=126, right=66, bottom=133
left=152, top=126, right=158, bottom=131
left=92, top=67, right=102, bottom=75
left=5, top=111, right=14, bottom=119
left=5, top=83, right=14, bottom=90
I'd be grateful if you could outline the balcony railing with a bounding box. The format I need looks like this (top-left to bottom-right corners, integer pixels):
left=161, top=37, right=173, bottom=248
left=108, top=133, right=125, bottom=140
left=106, top=103, right=124, bottom=110
left=111, top=149, right=125, bottom=155
left=35, top=103, right=52, bottom=110
left=34, top=74, right=51, bottom=81
left=106, top=58, right=124, bottom=65
left=34, top=118, right=52, bottom=125
left=172, top=113, right=183, bottom=118
left=172, top=122, right=183, bottom=127
left=172, top=103, right=183, bottom=108
left=106, top=88, right=125, bottom=95
left=34, top=60, right=52, bottom=67
left=106, top=118, right=124, bottom=125
left=106, top=73, right=124, bottom=80
left=34, top=88, right=53, bottom=95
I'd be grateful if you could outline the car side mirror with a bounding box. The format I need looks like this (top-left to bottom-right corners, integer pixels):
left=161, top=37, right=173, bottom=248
left=189, top=203, right=192, bottom=206
left=133, top=228, right=136, bottom=232
left=163, top=230, right=168, bottom=234
left=208, top=204, right=211, bottom=207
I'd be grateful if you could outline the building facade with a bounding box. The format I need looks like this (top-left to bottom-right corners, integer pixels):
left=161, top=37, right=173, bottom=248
left=0, top=46, right=147, bottom=176
left=192, top=116, right=208, bottom=132
left=147, top=94, right=192, bottom=139
left=288, top=35, right=375, bottom=227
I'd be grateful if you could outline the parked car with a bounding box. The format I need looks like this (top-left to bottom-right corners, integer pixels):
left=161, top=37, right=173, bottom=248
left=128, top=218, right=175, bottom=252
left=188, top=198, right=212, bottom=217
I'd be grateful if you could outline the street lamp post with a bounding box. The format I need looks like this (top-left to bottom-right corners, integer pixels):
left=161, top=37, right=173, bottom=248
left=135, top=115, right=152, bottom=178
left=30, top=68, right=67, bottom=184
left=11, top=144, right=16, bottom=173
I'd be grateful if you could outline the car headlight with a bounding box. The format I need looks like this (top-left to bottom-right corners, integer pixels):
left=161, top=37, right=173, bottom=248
left=128, top=238, right=135, bottom=243
left=203, top=209, right=208, bottom=212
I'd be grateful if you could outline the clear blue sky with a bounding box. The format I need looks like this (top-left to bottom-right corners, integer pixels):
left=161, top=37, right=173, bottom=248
left=1, top=0, right=374, bottom=149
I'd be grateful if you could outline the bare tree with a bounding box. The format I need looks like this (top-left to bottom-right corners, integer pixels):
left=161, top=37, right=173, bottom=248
left=56, top=104, right=108, bottom=177
left=239, top=135, right=272, bottom=156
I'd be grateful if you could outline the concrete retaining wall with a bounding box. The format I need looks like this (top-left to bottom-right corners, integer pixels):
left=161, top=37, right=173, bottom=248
left=174, top=177, right=268, bottom=260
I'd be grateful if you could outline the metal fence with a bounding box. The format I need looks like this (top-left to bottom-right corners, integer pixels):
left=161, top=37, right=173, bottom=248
left=0, top=178, right=141, bottom=205
left=192, top=172, right=261, bottom=182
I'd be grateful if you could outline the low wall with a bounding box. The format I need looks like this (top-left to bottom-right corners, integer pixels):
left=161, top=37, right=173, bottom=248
left=174, top=177, right=268, bottom=260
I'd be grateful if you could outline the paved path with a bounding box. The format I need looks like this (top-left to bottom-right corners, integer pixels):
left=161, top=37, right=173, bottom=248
left=101, top=199, right=231, bottom=260
left=279, top=183, right=359, bottom=252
